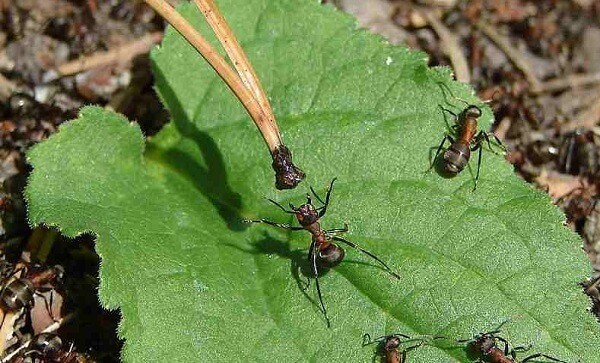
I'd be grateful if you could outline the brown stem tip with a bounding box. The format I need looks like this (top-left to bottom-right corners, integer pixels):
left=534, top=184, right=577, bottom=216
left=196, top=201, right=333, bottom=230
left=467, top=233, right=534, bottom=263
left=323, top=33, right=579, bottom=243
left=272, top=145, right=305, bottom=190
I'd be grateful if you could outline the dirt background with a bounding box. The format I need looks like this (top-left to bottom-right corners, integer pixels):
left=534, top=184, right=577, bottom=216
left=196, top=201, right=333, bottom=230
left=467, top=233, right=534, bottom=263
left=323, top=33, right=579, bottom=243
left=1, top=0, right=600, bottom=361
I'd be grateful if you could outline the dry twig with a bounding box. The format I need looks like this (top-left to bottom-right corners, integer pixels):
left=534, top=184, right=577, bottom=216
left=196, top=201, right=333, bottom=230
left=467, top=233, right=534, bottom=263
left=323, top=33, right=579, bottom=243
left=143, top=0, right=304, bottom=189
left=44, top=32, right=163, bottom=82
left=420, top=9, right=470, bottom=83
left=563, top=95, right=600, bottom=132
left=532, top=72, right=600, bottom=95
left=475, top=21, right=542, bottom=92
left=192, top=0, right=276, bottom=125
left=143, top=0, right=277, bottom=147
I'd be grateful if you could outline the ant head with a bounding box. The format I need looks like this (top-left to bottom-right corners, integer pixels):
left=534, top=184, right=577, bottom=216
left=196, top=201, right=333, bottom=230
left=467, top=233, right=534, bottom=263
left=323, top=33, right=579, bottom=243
left=384, top=336, right=402, bottom=351
left=294, top=202, right=319, bottom=226
left=464, top=105, right=482, bottom=119
left=470, top=332, right=497, bottom=352
left=31, top=333, right=63, bottom=359
left=52, top=265, right=65, bottom=280
left=318, top=243, right=344, bottom=268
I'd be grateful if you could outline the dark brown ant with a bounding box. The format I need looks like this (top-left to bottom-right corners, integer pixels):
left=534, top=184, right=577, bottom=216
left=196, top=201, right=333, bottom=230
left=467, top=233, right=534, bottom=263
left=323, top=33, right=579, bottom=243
left=362, top=333, right=431, bottom=363
left=243, top=178, right=399, bottom=327
left=458, top=322, right=567, bottom=363
left=558, top=129, right=600, bottom=177
left=21, top=333, right=64, bottom=362
left=430, top=85, right=506, bottom=190
left=0, top=264, right=64, bottom=328
left=15, top=332, right=82, bottom=363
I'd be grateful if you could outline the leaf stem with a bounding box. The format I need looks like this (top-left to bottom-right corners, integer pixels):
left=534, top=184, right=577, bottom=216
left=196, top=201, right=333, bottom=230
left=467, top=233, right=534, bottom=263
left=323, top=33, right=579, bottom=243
left=143, top=0, right=305, bottom=189
left=192, top=0, right=277, bottom=130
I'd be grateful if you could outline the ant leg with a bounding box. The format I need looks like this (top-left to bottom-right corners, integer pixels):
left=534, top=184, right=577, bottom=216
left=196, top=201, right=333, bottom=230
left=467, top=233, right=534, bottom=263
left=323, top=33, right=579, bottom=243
left=309, top=241, right=330, bottom=328
left=331, top=236, right=400, bottom=279
left=318, top=178, right=337, bottom=218
left=471, top=143, right=483, bottom=191
left=513, top=344, right=533, bottom=352
left=326, top=223, right=349, bottom=235
left=34, top=290, right=56, bottom=322
left=521, top=353, right=567, bottom=363
left=393, top=333, right=412, bottom=340
left=404, top=339, right=426, bottom=353
left=266, top=198, right=296, bottom=214
left=488, top=133, right=507, bottom=153
left=478, top=131, right=506, bottom=154
left=362, top=333, right=373, bottom=346
left=1, top=267, right=26, bottom=285
left=429, top=135, right=452, bottom=172
left=242, top=219, right=303, bottom=231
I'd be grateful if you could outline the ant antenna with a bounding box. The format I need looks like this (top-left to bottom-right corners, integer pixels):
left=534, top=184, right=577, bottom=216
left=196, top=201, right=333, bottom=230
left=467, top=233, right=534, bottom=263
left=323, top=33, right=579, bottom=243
left=437, top=81, right=483, bottom=109
left=458, top=320, right=511, bottom=343
left=330, top=236, right=400, bottom=279
left=266, top=198, right=295, bottom=214
left=487, top=319, right=510, bottom=335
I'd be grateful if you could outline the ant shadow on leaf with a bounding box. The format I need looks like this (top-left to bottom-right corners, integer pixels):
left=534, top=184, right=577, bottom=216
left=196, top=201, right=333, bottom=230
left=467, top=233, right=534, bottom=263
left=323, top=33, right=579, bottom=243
left=224, top=234, right=330, bottom=315
left=225, top=232, right=393, bottom=322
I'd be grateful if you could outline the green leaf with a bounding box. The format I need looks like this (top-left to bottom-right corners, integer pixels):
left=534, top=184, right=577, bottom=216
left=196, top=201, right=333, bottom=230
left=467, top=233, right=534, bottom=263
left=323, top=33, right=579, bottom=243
left=26, top=1, right=598, bottom=362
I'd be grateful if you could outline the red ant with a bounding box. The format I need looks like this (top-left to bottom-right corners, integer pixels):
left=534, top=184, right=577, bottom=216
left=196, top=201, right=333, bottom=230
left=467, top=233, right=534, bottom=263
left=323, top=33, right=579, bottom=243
left=243, top=178, right=400, bottom=327
left=458, top=322, right=567, bottom=363
left=362, top=332, right=432, bottom=363
left=430, top=84, right=506, bottom=190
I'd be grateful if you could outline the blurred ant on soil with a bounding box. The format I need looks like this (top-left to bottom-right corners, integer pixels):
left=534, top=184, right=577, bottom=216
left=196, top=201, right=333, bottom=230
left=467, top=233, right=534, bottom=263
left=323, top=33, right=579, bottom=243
left=362, top=332, right=434, bottom=363
left=455, top=322, right=566, bottom=363
left=14, top=332, right=87, bottom=363
left=243, top=178, right=400, bottom=327
left=430, top=83, right=506, bottom=190
left=558, top=128, right=600, bottom=178
left=0, top=263, right=64, bottom=328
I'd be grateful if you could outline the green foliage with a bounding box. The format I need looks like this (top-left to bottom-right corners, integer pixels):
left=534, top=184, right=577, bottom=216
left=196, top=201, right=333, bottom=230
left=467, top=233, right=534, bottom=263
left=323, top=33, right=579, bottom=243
left=26, top=0, right=598, bottom=361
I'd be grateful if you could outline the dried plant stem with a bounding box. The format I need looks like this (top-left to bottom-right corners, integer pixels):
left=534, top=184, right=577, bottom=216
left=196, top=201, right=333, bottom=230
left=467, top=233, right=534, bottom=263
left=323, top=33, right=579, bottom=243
left=142, top=0, right=281, bottom=150
left=192, top=0, right=277, bottom=127
left=144, top=0, right=304, bottom=189
left=475, top=21, right=542, bottom=93
left=420, top=9, right=470, bottom=84
left=533, top=71, right=600, bottom=95
left=44, top=32, right=163, bottom=82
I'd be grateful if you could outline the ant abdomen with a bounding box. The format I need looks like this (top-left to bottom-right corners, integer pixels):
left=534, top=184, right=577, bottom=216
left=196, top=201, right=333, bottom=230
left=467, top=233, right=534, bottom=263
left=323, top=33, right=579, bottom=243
left=318, top=244, right=345, bottom=268
left=443, top=143, right=470, bottom=174
left=384, top=336, right=402, bottom=351
left=29, top=332, right=63, bottom=359
left=0, top=278, right=35, bottom=310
